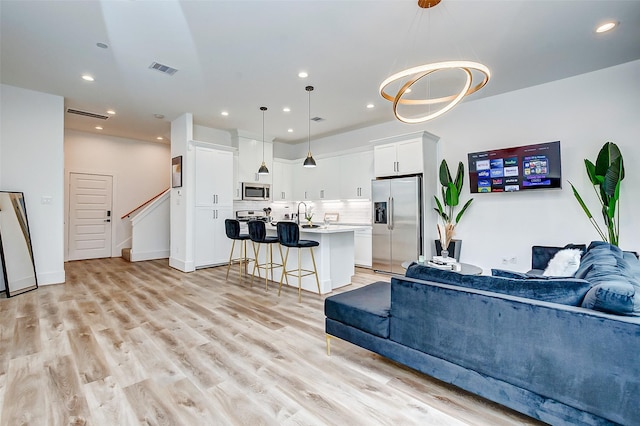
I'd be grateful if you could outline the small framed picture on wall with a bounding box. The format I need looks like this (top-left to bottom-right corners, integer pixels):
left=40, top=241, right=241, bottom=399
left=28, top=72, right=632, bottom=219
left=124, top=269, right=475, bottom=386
left=172, top=156, right=182, bottom=188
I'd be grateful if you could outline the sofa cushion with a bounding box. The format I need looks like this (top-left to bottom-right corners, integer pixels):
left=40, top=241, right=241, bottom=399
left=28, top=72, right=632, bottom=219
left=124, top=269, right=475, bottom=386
left=407, top=263, right=591, bottom=306
left=324, top=281, right=391, bottom=338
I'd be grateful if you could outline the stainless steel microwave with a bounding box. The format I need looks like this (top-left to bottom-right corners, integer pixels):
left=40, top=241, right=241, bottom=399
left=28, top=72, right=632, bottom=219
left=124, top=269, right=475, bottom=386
left=242, top=183, right=270, bottom=201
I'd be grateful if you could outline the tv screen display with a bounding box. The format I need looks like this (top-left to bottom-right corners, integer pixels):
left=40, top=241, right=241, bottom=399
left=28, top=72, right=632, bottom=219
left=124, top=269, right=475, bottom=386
left=467, top=141, right=561, bottom=193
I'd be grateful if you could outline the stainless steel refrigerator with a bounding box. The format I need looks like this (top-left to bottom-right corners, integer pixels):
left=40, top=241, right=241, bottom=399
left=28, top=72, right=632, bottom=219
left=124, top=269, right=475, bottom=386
left=372, top=175, right=423, bottom=274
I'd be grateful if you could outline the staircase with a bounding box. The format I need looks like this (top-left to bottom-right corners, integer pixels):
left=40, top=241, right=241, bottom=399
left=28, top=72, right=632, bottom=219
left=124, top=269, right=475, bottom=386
left=122, top=189, right=170, bottom=262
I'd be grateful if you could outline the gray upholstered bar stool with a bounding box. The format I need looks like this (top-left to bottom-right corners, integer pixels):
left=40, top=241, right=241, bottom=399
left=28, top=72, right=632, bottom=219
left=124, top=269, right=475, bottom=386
left=277, top=221, right=320, bottom=302
left=224, top=219, right=252, bottom=280
left=248, top=220, right=285, bottom=290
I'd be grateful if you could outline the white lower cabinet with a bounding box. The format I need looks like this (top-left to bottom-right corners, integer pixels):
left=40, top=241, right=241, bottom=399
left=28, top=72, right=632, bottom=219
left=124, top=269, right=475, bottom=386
left=195, top=206, right=232, bottom=267
left=354, top=227, right=372, bottom=268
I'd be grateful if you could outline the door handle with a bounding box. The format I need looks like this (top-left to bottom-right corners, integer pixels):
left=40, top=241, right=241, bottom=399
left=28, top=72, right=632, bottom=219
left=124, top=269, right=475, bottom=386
left=389, top=197, right=394, bottom=230
left=104, top=219, right=111, bottom=222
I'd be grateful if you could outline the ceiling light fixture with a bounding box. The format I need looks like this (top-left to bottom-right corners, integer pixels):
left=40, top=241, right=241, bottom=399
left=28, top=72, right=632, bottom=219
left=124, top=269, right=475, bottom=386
left=258, top=106, right=269, bottom=175
left=379, top=0, right=490, bottom=123
left=221, top=111, right=229, bottom=116
left=298, top=71, right=308, bottom=78
left=596, top=21, right=617, bottom=33
left=106, top=110, right=116, bottom=115
left=82, top=75, right=94, bottom=82
left=95, top=126, right=103, bottom=130
left=303, top=86, right=317, bottom=168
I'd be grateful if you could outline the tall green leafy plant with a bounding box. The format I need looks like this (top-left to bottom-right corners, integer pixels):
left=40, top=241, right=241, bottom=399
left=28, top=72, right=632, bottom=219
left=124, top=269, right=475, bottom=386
left=433, top=160, right=473, bottom=248
left=569, top=141, right=625, bottom=246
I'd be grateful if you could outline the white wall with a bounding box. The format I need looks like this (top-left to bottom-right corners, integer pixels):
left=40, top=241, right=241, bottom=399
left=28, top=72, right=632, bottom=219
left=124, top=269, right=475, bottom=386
left=64, top=130, right=170, bottom=258
left=278, top=60, right=640, bottom=271
left=1, top=84, right=65, bottom=285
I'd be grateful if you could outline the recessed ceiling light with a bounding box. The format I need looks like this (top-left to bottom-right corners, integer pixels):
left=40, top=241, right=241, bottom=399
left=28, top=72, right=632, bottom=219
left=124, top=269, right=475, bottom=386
left=221, top=111, right=229, bottom=116
left=153, top=113, right=165, bottom=119
left=366, top=104, right=375, bottom=109
left=288, top=128, right=293, bottom=133
left=156, top=136, right=164, bottom=140
left=106, top=110, right=116, bottom=115
left=298, top=71, right=308, bottom=78
left=95, top=126, right=103, bottom=130
left=82, top=75, right=94, bottom=82
left=596, top=21, right=617, bottom=33
left=96, top=42, right=109, bottom=49
left=283, top=107, right=291, bottom=112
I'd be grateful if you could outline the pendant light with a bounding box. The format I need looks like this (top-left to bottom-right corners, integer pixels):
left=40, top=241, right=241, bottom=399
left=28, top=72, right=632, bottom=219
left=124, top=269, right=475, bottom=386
left=379, top=0, right=490, bottom=123
left=303, top=85, right=317, bottom=168
left=257, top=106, right=269, bottom=175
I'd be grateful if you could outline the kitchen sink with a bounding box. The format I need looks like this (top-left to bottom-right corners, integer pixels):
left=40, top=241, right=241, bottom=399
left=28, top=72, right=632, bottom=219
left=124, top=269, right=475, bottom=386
left=301, top=224, right=321, bottom=228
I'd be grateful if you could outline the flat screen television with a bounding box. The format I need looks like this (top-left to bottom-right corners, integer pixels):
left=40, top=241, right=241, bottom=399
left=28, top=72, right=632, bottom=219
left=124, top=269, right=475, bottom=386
left=467, top=141, right=561, bottom=193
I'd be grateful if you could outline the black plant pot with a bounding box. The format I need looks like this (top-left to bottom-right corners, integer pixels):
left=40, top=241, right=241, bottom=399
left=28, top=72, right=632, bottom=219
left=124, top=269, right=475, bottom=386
left=433, top=239, right=462, bottom=261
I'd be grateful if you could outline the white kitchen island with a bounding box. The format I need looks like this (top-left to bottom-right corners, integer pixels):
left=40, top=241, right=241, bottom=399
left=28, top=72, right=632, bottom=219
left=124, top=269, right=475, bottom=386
left=261, top=224, right=357, bottom=295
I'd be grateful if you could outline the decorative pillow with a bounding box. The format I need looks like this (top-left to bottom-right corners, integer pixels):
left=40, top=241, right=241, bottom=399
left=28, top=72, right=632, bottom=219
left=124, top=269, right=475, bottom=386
left=543, top=248, right=582, bottom=277
left=581, top=281, right=640, bottom=316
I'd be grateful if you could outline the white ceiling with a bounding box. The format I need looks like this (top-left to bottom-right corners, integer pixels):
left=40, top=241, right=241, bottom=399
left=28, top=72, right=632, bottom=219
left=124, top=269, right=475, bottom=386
left=2, top=1, right=639, bottom=145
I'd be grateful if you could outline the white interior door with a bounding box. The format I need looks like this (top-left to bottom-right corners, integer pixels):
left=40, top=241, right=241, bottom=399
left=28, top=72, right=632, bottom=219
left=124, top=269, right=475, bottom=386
left=68, top=173, right=113, bottom=260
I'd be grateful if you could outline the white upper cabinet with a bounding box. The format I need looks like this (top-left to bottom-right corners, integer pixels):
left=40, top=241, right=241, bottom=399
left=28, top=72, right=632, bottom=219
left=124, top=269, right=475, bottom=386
left=238, top=138, right=273, bottom=184
left=293, top=163, right=319, bottom=201
left=272, top=159, right=293, bottom=201
left=316, top=156, right=341, bottom=200
left=340, top=151, right=374, bottom=200
left=374, top=138, right=423, bottom=177
left=232, top=130, right=273, bottom=185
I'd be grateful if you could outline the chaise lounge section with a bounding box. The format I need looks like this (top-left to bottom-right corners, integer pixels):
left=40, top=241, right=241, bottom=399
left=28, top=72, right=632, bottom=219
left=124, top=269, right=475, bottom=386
left=325, top=242, right=640, bottom=425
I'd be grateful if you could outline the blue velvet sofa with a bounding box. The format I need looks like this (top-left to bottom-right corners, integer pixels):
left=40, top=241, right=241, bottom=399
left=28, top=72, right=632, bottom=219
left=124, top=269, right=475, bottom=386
left=325, top=242, right=640, bottom=425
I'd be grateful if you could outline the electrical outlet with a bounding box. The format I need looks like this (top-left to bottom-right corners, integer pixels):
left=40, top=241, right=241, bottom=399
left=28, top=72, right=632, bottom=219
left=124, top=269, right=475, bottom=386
left=501, top=257, right=509, bottom=265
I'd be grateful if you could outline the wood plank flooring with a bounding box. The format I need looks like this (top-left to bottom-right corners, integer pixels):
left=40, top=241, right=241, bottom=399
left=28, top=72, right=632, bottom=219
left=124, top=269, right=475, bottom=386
left=0, top=258, right=542, bottom=425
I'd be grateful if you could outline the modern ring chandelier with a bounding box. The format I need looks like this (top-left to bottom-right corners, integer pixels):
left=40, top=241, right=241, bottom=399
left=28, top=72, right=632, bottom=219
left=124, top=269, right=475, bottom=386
left=379, top=0, right=490, bottom=124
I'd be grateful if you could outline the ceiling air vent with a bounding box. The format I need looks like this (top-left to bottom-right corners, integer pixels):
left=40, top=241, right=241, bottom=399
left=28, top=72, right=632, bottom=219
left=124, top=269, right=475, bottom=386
left=149, top=61, right=178, bottom=76
left=310, top=117, right=325, bottom=122
left=66, top=108, right=110, bottom=120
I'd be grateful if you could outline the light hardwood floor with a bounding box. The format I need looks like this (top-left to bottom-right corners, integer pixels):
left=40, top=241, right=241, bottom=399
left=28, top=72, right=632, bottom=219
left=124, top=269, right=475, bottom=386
left=0, top=258, right=542, bottom=425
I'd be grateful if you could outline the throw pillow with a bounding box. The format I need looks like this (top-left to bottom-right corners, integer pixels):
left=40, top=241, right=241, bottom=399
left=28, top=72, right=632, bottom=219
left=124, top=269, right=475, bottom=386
left=581, top=280, right=640, bottom=316
left=543, top=248, right=582, bottom=277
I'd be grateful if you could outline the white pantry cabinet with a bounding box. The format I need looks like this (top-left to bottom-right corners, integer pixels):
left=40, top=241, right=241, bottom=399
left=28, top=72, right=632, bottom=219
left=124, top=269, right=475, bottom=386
left=194, top=145, right=233, bottom=267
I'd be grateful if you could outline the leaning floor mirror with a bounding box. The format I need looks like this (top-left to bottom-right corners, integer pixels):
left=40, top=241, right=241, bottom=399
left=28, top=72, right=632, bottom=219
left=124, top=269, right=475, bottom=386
left=0, top=191, right=38, bottom=297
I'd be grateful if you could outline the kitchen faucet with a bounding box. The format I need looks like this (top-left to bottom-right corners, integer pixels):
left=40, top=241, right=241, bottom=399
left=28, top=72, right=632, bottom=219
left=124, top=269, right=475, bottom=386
left=296, top=202, right=307, bottom=225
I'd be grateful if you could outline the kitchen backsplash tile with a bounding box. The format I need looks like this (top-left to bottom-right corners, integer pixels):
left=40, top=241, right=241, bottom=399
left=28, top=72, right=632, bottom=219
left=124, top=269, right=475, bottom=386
left=233, top=199, right=371, bottom=225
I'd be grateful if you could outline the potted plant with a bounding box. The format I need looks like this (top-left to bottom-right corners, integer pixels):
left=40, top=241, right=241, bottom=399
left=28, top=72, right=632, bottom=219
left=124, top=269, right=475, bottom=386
left=569, top=141, right=625, bottom=246
left=434, top=159, right=473, bottom=258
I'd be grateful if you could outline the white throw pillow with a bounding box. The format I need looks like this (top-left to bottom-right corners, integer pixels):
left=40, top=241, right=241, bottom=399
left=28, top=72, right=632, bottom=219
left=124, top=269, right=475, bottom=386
left=543, top=248, right=582, bottom=277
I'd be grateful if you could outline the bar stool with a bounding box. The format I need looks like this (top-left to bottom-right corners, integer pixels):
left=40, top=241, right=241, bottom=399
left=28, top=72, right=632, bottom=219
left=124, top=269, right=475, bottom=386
left=277, top=222, right=321, bottom=302
left=248, top=220, right=285, bottom=290
left=224, top=219, right=252, bottom=280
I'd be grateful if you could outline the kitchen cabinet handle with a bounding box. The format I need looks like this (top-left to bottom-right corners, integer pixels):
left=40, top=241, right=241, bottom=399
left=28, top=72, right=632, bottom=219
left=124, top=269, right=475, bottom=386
left=320, top=190, right=324, bottom=199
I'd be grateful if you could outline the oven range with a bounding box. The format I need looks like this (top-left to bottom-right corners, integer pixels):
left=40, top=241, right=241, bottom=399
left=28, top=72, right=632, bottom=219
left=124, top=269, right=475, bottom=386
left=235, top=209, right=269, bottom=222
